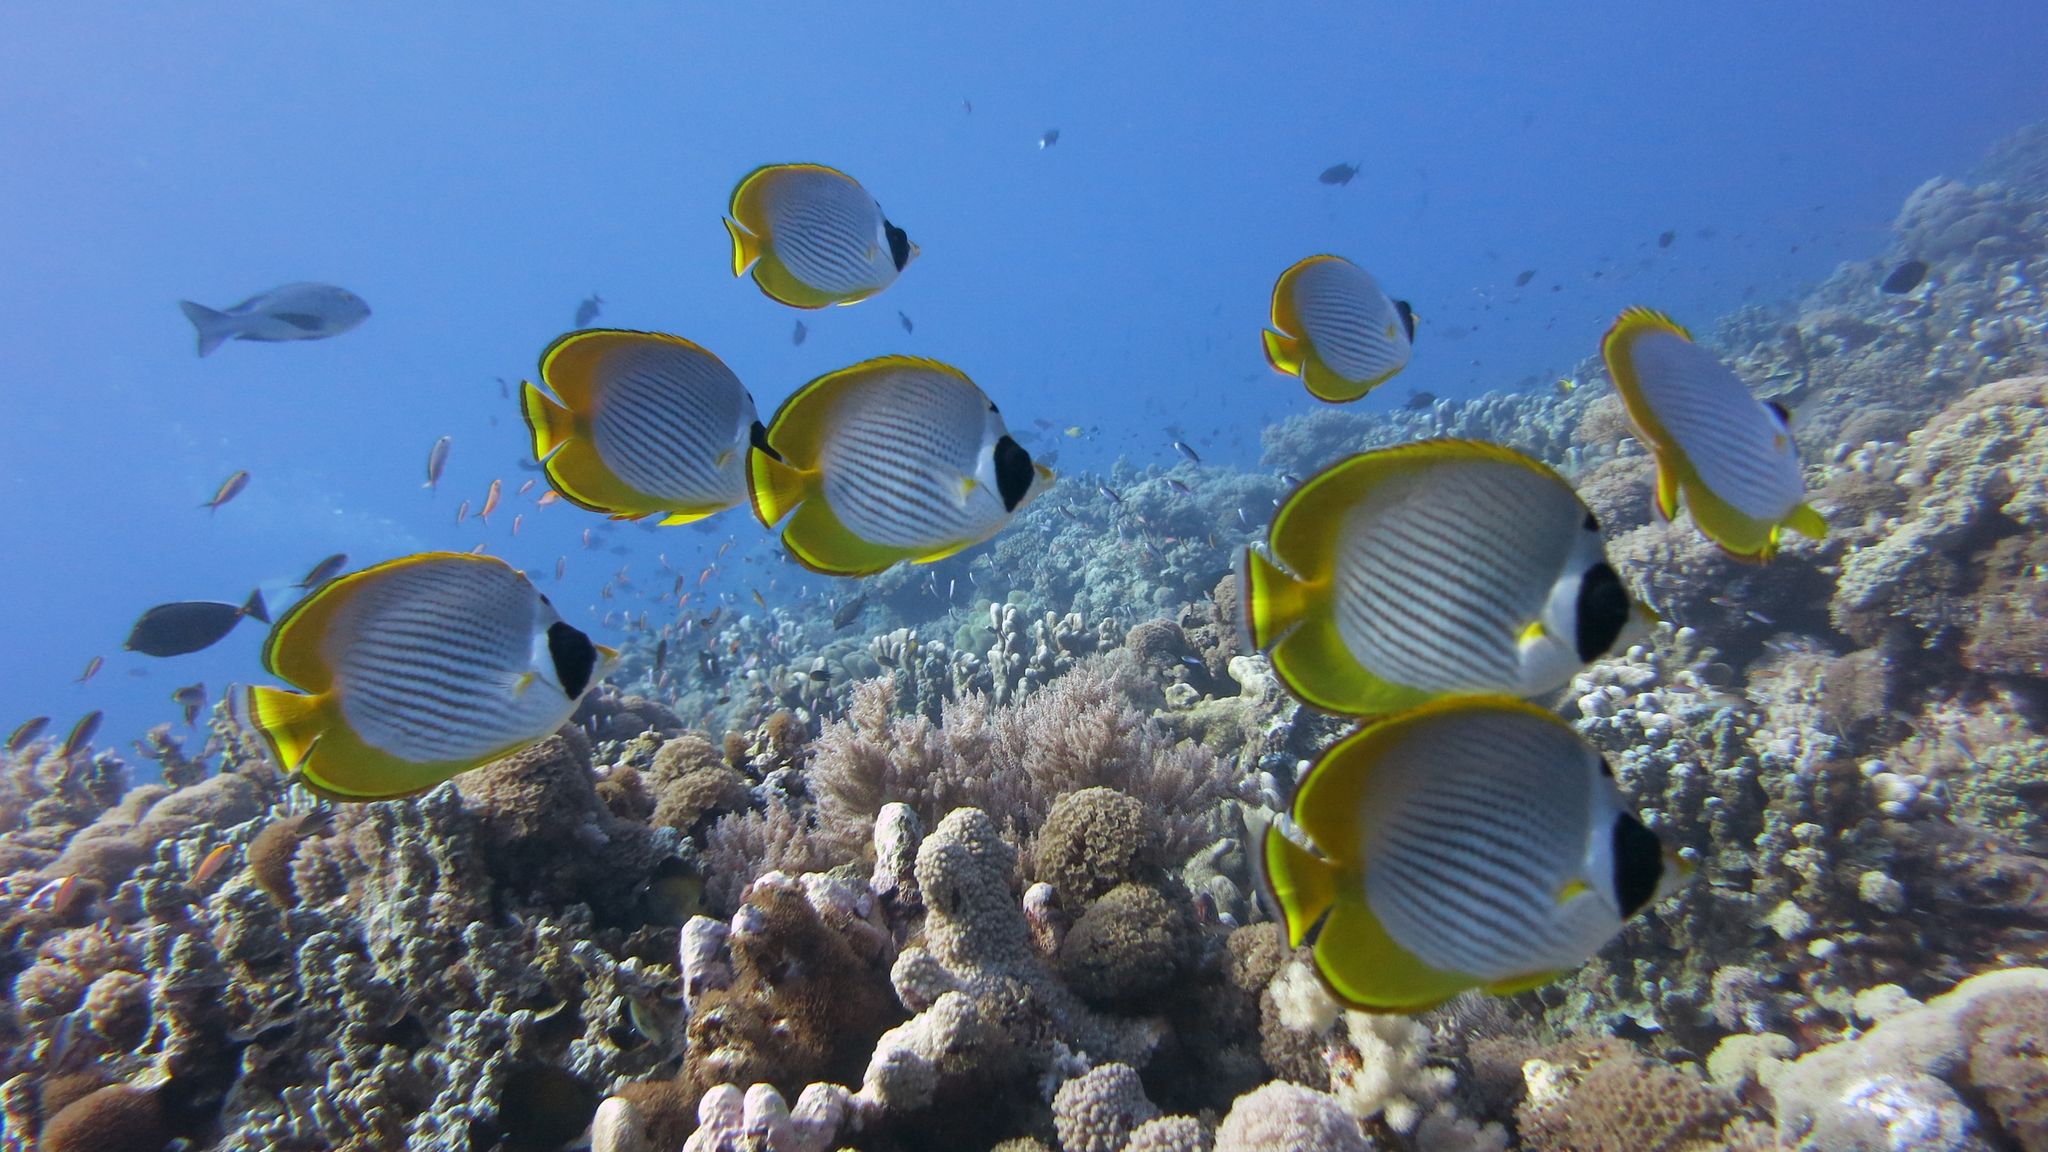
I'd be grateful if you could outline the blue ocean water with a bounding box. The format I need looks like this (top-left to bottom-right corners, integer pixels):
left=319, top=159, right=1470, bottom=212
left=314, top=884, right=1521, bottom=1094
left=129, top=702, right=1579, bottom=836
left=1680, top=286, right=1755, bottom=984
left=1, top=2, right=2043, bottom=755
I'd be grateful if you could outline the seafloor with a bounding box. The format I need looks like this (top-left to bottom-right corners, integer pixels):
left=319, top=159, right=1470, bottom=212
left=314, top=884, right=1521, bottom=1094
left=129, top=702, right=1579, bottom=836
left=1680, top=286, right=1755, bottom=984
left=8, top=127, right=2048, bottom=1152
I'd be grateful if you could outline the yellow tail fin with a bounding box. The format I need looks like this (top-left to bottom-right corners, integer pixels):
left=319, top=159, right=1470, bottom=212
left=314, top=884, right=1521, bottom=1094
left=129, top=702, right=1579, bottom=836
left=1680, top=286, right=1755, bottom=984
left=1787, top=502, right=1828, bottom=541
left=1262, top=329, right=1302, bottom=377
left=725, top=217, right=761, bottom=277
left=747, top=449, right=810, bottom=528
left=1239, top=546, right=1306, bottom=651
left=249, top=686, right=325, bottom=774
left=521, top=382, right=577, bottom=459
left=1261, top=822, right=1340, bottom=949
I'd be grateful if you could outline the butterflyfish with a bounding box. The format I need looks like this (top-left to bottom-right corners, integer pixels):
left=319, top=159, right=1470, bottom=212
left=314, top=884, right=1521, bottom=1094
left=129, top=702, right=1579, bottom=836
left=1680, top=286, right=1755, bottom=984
left=1237, top=440, right=1652, bottom=716
left=1261, top=696, right=1686, bottom=1013
left=1263, top=255, right=1415, bottom=403
left=246, top=552, right=618, bottom=801
left=1601, top=307, right=1826, bottom=561
left=521, top=330, right=761, bottom=525
left=724, top=164, right=917, bottom=309
left=747, top=356, right=1053, bottom=577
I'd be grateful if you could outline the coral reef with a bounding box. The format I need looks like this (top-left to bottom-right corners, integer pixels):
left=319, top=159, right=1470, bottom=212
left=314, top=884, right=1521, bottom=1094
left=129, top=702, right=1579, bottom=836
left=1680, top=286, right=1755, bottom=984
left=6, top=117, right=2048, bottom=1152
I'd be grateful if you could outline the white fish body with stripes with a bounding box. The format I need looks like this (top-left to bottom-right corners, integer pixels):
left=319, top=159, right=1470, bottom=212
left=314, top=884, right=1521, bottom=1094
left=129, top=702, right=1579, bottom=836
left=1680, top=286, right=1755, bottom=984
left=177, top=282, right=371, bottom=357
left=520, top=329, right=761, bottom=524
left=748, top=356, right=1054, bottom=576
left=1601, top=306, right=1827, bottom=561
left=1238, top=440, right=1654, bottom=716
left=725, top=163, right=918, bottom=309
left=1261, top=696, right=1688, bottom=1012
left=1262, top=254, right=1415, bottom=403
left=246, top=553, right=618, bottom=802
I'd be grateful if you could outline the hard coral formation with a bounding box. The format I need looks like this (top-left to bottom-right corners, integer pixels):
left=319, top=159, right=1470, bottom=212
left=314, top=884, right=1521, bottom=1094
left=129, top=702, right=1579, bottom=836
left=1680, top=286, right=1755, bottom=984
left=1213, top=1082, right=1371, bottom=1152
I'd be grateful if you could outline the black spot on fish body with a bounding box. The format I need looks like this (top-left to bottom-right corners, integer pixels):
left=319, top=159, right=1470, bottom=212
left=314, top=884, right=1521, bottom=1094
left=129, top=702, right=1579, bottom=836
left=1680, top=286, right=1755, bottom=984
left=1583, top=511, right=1599, bottom=532
left=548, top=621, right=599, bottom=699
left=1880, top=259, right=1927, bottom=294
left=884, top=220, right=913, bottom=270
left=492, top=1063, right=600, bottom=1152
left=1766, top=401, right=1792, bottom=427
left=1393, top=300, right=1416, bottom=342
left=1611, top=814, right=1664, bottom=918
left=993, top=435, right=1034, bottom=512
left=748, top=420, right=782, bottom=463
left=1573, top=562, right=1630, bottom=663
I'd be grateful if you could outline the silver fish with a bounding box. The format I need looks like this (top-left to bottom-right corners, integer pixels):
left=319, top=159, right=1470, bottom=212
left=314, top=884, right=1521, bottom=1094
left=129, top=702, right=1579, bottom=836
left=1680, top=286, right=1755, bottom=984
left=424, top=436, right=452, bottom=490
left=178, top=283, right=370, bottom=357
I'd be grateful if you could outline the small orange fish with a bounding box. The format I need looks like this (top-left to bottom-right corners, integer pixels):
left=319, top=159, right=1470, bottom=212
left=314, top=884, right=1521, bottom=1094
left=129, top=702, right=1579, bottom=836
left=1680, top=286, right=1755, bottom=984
left=480, top=479, right=503, bottom=524
left=25, top=875, right=83, bottom=917
left=718, top=538, right=734, bottom=558
left=512, top=514, right=523, bottom=536
left=77, top=656, right=103, bottom=683
left=698, top=566, right=715, bottom=587
left=517, top=479, right=536, bottom=496
left=60, top=711, right=102, bottom=757
left=751, top=588, right=766, bottom=608
left=191, top=843, right=235, bottom=887
left=203, top=470, right=250, bottom=513
left=538, top=490, right=561, bottom=507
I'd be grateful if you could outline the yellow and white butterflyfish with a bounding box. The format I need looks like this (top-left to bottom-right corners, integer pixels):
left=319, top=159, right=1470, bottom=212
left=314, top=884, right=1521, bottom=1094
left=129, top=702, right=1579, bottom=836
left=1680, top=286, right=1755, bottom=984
left=246, top=552, right=618, bottom=802
left=521, top=329, right=761, bottom=525
left=1262, top=254, right=1416, bottom=403
left=1237, top=440, right=1655, bottom=717
left=1259, top=696, right=1688, bottom=1013
left=1601, top=307, right=1827, bottom=561
left=724, top=163, right=918, bottom=309
left=747, top=356, right=1054, bottom=577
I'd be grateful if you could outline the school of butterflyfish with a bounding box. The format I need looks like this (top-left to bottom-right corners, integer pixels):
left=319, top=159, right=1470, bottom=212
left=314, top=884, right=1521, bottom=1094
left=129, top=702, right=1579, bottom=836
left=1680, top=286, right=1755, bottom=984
left=127, top=160, right=1832, bottom=1014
